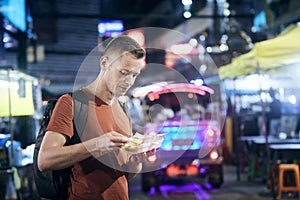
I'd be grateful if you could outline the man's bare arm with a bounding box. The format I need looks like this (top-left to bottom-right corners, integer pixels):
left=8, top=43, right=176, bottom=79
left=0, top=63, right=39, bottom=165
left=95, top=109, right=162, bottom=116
left=38, top=131, right=129, bottom=171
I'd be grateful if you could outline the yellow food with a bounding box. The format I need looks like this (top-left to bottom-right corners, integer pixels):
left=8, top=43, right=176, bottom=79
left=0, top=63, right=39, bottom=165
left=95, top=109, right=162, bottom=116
left=131, top=138, right=142, bottom=146
left=122, top=138, right=142, bottom=150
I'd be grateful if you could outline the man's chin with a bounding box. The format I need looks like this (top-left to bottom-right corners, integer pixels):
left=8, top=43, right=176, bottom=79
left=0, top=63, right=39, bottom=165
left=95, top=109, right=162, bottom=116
left=115, top=91, right=127, bottom=97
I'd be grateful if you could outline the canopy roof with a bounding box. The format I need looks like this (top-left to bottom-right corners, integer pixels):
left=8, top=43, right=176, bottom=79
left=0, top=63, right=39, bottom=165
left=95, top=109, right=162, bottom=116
left=219, top=25, right=300, bottom=80
left=0, top=68, right=37, bottom=116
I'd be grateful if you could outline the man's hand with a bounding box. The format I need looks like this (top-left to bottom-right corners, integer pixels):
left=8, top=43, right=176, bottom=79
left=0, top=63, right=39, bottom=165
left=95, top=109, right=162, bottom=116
left=85, top=131, right=129, bottom=157
left=128, top=148, right=156, bottom=163
left=124, top=148, right=156, bottom=177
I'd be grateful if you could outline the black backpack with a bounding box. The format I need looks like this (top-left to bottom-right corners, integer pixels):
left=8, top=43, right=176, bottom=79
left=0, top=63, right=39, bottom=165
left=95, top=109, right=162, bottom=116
left=33, top=90, right=89, bottom=200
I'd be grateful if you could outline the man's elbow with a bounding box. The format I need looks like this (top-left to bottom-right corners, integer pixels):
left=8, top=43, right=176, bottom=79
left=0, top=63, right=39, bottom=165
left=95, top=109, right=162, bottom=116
left=38, top=160, right=46, bottom=172
left=37, top=154, right=50, bottom=172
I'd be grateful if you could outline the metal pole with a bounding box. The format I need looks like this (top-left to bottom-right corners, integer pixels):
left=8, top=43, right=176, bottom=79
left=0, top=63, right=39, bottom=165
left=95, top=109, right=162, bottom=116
left=257, top=65, right=275, bottom=200
left=0, top=15, right=6, bottom=64
left=232, top=78, right=240, bottom=181
left=7, top=69, right=14, bottom=167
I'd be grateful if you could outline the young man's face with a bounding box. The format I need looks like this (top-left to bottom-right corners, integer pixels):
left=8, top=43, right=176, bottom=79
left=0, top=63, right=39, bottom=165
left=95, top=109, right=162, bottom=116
left=105, top=53, right=143, bottom=97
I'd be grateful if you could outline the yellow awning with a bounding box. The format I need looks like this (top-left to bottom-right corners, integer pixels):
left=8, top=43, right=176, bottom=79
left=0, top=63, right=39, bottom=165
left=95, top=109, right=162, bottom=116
left=219, top=49, right=256, bottom=80
left=0, top=70, right=36, bottom=116
left=255, top=25, right=300, bottom=70
left=219, top=25, right=300, bottom=80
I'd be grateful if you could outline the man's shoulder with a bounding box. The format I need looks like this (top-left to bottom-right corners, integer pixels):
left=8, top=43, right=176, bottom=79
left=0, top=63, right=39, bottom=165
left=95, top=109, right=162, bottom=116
left=58, top=89, right=90, bottom=105
left=60, top=93, right=73, bottom=101
left=55, top=93, right=73, bottom=108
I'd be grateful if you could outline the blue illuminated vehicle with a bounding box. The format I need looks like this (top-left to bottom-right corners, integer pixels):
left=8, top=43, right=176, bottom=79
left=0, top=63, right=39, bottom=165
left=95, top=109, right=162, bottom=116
left=130, top=83, right=224, bottom=193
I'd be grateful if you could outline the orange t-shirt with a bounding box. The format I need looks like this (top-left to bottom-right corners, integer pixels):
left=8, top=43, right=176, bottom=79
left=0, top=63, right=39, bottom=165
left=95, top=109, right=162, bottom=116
left=46, top=88, right=132, bottom=200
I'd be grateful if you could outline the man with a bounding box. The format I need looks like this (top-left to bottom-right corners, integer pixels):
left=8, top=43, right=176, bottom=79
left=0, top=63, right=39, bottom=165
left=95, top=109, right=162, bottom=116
left=267, top=89, right=281, bottom=135
left=37, top=35, right=151, bottom=199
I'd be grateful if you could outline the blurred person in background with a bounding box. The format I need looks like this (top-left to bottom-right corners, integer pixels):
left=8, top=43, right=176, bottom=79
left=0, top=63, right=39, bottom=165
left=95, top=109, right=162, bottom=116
left=267, top=88, right=282, bottom=136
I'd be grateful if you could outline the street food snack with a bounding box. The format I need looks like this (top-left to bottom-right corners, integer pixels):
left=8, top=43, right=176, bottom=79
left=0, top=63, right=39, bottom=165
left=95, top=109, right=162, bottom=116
left=121, top=132, right=166, bottom=153
left=122, top=137, right=143, bottom=150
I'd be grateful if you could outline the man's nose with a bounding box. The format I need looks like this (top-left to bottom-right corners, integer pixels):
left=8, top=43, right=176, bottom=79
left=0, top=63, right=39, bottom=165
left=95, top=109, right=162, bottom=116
left=124, top=75, right=134, bottom=85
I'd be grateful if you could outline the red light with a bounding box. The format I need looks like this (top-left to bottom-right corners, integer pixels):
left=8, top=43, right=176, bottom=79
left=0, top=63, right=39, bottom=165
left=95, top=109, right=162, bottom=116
left=185, top=164, right=199, bottom=176
left=187, top=93, right=194, bottom=99
left=148, top=94, right=155, bottom=101
left=210, top=150, right=219, bottom=160
left=165, top=58, right=175, bottom=68
left=166, top=165, right=180, bottom=177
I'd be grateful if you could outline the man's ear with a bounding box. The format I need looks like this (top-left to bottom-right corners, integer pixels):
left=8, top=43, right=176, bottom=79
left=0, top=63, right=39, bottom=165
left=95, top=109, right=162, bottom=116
left=100, top=56, right=108, bottom=70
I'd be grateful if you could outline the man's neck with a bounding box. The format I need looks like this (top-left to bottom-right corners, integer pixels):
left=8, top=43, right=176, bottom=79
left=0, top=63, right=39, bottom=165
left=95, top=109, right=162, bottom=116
left=101, top=95, right=115, bottom=105
left=85, top=84, right=115, bottom=105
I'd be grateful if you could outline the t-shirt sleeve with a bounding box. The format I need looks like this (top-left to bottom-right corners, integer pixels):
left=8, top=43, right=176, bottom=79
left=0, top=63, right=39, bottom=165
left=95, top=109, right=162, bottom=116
left=46, top=94, right=74, bottom=139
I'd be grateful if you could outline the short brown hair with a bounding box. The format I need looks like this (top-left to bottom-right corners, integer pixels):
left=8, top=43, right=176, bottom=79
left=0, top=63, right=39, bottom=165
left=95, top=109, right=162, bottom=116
left=103, top=35, right=145, bottom=59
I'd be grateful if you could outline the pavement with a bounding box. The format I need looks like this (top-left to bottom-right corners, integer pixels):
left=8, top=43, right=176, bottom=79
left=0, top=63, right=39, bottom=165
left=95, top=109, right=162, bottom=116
left=128, top=165, right=299, bottom=200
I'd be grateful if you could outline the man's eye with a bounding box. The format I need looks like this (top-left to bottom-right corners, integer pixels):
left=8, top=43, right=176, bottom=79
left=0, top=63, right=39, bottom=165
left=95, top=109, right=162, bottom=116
left=120, top=71, right=128, bottom=75
left=133, top=74, right=138, bottom=78
left=120, top=71, right=138, bottom=77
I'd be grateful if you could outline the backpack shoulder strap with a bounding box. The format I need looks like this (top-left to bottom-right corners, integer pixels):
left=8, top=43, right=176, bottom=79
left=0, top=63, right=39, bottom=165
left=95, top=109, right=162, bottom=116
left=68, top=93, right=129, bottom=144
left=68, top=90, right=89, bottom=144
left=118, top=99, right=131, bottom=124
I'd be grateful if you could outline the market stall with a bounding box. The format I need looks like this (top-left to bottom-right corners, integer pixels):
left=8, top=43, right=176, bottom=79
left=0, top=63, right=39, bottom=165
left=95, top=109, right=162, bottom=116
left=0, top=67, right=41, bottom=199
left=219, top=24, right=300, bottom=135
left=0, top=68, right=36, bottom=117
left=0, top=67, right=41, bottom=164
left=218, top=24, right=300, bottom=199
left=219, top=24, right=300, bottom=80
